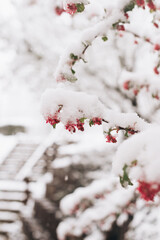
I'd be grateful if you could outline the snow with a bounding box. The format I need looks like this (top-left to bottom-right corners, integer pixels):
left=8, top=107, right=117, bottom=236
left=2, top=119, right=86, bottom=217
left=113, top=126, right=160, bottom=183
left=0, top=180, right=26, bottom=192
left=84, top=229, right=105, bottom=240
left=54, top=8, right=124, bottom=82
left=41, top=87, right=104, bottom=124
left=60, top=176, right=117, bottom=215
left=0, top=136, right=17, bottom=164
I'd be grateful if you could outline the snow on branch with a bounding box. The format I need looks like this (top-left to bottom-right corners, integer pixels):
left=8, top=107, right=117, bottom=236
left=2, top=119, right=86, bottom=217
left=56, top=0, right=159, bottom=84
left=41, top=88, right=150, bottom=142
left=60, top=177, right=118, bottom=215
left=121, top=70, right=160, bottom=100
left=55, top=0, right=135, bottom=83
left=113, top=126, right=160, bottom=201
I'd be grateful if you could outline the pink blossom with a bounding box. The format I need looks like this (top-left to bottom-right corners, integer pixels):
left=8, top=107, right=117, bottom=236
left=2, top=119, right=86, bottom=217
left=65, top=3, right=77, bottom=15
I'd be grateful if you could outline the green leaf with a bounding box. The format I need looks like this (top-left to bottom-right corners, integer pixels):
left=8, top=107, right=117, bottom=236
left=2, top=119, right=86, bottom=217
left=102, top=36, right=108, bottom=42
left=70, top=53, right=78, bottom=60
left=71, top=68, right=76, bottom=74
left=76, top=3, right=85, bottom=12
left=120, top=164, right=133, bottom=188
left=79, top=117, right=86, bottom=123
left=112, top=22, right=119, bottom=29
left=108, top=128, right=113, bottom=135
left=89, top=119, right=94, bottom=127
left=124, top=129, right=129, bottom=137
left=131, top=160, right=137, bottom=167
left=52, top=124, right=56, bottom=129
left=124, top=1, right=135, bottom=13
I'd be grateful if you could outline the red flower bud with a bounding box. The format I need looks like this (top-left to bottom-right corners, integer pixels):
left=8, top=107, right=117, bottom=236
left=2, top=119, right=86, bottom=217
left=65, top=122, right=76, bottom=133
left=46, top=115, right=60, bottom=125
left=154, top=66, right=159, bottom=75
left=154, top=44, right=160, bottom=51
left=106, top=135, right=117, bottom=143
left=117, top=25, right=125, bottom=31
left=147, top=0, right=156, bottom=11
left=136, top=0, right=145, bottom=7
left=123, top=81, right=130, bottom=90
left=92, top=118, right=102, bottom=125
left=65, top=3, right=77, bottom=15
left=137, top=181, right=160, bottom=201
left=55, top=6, right=64, bottom=15
left=154, top=22, right=159, bottom=28
left=76, top=119, right=84, bottom=131
left=133, top=89, right=139, bottom=96
left=124, top=13, right=129, bottom=19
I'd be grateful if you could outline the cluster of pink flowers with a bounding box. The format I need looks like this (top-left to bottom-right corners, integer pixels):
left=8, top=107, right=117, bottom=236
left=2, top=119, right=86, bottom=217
left=137, top=181, right=160, bottom=201
left=65, top=122, right=76, bottom=133
left=65, top=117, right=102, bottom=133
left=105, top=126, right=137, bottom=144
left=55, top=3, right=78, bottom=16
left=65, top=3, right=77, bottom=15
left=46, top=115, right=103, bottom=133
left=46, top=115, right=60, bottom=126
left=136, top=0, right=145, bottom=8
left=136, top=0, right=156, bottom=10
left=124, top=12, right=129, bottom=19
left=117, top=24, right=125, bottom=31
left=128, top=129, right=136, bottom=135
left=76, top=119, right=85, bottom=131
left=65, top=120, right=83, bottom=133
left=147, top=0, right=156, bottom=11
left=65, top=119, right=85, bottom=133
left=106, top=134, right=117, bottom=143
left=92, top=117, right=102, bottom=125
